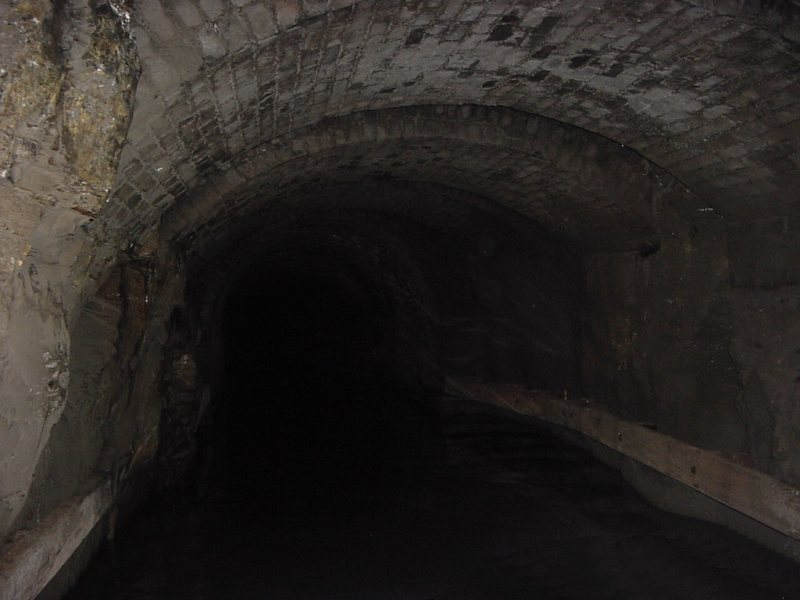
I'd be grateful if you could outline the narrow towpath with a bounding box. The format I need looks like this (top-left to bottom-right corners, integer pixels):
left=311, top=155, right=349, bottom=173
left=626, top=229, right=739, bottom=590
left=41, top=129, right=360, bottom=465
left=66, top=397, right=800, bottom=600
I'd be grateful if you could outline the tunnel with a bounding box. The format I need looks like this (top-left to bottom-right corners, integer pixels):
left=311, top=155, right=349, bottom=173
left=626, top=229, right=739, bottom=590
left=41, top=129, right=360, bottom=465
left=1, top=1, right=800, bottom=599
left=158, top=179, right=583, bottom=498
left=58, top=181, right=800, bottom=599
left=214, top=231, right=442, bottom=497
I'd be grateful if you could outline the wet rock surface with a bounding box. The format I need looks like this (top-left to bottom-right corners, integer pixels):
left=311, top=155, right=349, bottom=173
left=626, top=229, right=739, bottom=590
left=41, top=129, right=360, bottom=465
left=66, top=399, right=800, bottom=600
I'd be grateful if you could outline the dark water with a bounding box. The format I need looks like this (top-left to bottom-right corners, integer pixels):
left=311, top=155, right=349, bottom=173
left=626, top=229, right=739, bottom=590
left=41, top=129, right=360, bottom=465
left=66, top=399, right=800, bottom=600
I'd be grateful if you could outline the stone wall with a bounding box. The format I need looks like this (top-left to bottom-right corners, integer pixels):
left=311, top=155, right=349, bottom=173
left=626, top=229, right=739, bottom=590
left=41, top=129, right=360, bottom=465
left=583, top=177, right=800, bottom=484
left=0, top=0, right=139, bottom=538
left=1, top=0, right=799, bottom=551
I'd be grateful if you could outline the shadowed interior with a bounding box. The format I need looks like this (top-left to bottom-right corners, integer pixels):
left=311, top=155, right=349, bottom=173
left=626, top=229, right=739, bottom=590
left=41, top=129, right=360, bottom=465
left=2, top=3, right=800, bottom=598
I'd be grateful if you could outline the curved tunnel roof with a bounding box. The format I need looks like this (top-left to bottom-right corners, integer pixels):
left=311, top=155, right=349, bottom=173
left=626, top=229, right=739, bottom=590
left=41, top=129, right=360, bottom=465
left=102, top=0, right=800, bottom=254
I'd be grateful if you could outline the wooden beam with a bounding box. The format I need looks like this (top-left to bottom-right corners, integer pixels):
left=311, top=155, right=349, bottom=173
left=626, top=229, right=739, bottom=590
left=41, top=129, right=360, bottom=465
left=0, top=480, right=111, bottom=600
left=446, top=377, right=800, bottom=541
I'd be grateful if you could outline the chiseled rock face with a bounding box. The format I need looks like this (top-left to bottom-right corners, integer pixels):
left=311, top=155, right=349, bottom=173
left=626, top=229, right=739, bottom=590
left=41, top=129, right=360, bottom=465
left=61, top=1, right=139, bottom=192
left=582, top=198, right=800, bottom=485
left=0, top=0, right=139, bottom=538
left=0, top=1, right=62, bottom=324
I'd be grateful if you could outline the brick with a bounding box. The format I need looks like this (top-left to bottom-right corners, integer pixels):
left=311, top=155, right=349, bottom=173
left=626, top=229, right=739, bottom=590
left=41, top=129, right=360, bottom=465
left=245, top=3, right=278, bottom=40
left=275, top=0, right=301, bottom=29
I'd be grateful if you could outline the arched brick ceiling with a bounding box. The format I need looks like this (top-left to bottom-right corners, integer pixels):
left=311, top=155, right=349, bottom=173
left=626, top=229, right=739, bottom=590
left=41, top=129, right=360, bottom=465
left=104, top=0, right=800, bottom=250
left=128, top=105, right=683, bottom=252
left=179, top=179, right=572, bottom=274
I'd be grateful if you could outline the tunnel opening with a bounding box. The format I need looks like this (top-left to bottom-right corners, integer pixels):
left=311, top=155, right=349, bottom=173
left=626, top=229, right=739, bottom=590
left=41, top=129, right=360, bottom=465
left=154, top=180, right=586, bottom=505
left=211, top=248, right=445, bottom=506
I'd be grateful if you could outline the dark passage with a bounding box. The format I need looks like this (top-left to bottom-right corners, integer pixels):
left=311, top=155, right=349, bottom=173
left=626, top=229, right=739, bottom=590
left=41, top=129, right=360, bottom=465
left=216, top=260, right=443, bottom=500
left=64, top=244, right=800, bottom=600
left=66, top=400, right=800, bottom=599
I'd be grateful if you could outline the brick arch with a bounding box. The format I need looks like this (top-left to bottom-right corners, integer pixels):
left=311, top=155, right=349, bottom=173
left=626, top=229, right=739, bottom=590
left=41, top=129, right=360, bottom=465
left=120, top=0, right=800, bottom=237
left=117, top=104, right=696, bottom=254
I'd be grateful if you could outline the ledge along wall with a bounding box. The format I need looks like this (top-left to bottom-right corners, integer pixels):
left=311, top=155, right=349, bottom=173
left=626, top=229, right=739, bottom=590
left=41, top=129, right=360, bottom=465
left=446, top=378, right=800, bottom=560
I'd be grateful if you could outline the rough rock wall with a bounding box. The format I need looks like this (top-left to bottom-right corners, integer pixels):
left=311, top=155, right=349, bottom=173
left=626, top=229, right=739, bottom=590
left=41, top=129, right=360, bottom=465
left=0, top=0, right=139, bottom=539
left=18, top=262, right=139, bottom=528
left=427, top=217, right=581, bottom=390
left=583, top=179, right=800, bottom=484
